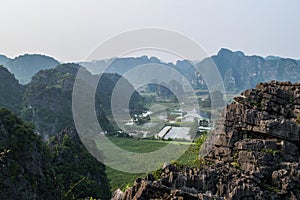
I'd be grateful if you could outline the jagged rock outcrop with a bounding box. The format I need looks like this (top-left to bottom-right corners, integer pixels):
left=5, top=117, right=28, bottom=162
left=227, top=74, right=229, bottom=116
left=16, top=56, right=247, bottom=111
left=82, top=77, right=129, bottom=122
left=115, top=81, right=300, bottom=200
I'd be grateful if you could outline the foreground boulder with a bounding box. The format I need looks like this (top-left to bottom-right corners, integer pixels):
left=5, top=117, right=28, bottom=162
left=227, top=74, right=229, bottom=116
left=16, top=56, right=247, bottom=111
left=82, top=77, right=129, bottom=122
left=114, top=81, right=300, bottom=200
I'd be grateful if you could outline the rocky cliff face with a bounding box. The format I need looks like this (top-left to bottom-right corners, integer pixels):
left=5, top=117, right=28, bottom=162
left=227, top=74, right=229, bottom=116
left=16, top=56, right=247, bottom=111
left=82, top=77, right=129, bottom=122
left=114, top=81, right=300, bottom=200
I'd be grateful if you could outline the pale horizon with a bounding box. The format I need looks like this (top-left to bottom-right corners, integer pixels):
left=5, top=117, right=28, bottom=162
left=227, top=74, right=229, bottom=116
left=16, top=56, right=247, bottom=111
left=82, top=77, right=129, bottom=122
left=1, top=0, right=299, bottom=62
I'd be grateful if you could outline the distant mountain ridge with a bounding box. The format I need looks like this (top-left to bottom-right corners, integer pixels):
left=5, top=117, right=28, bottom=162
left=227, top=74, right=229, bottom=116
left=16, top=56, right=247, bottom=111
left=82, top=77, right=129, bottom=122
left=81, top=49, right=300, bottom=92
left=1, top=54, right=60, bottom=84
left=1, top=49, right=300, bottom=91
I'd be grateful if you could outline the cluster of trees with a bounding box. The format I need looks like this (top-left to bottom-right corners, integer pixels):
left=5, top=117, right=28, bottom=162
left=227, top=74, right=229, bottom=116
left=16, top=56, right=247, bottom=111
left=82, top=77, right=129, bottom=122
left=198, top=90, right=225, bottom=108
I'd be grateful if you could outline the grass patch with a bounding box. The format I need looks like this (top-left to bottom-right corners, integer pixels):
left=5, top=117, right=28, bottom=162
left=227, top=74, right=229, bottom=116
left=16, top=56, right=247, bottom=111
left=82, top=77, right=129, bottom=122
left=96, top=137, right=202, bottom=191
left=106, top=137, right=169, bottom=153
left=106, top=167, right=145, bottom=192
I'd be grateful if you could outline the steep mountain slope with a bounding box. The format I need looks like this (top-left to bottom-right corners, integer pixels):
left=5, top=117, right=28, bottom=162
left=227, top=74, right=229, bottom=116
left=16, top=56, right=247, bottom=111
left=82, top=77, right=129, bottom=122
left=116, top=81, right=300, bottom=200
left=0, top=66, right=24, bottom=113
left=0, top=108, right=58, bottom=199
left=23, top=63, right=143, bottom=137
left=23, top=63, right=108, bottom=137
left=5, top=54, right=59, bottom=84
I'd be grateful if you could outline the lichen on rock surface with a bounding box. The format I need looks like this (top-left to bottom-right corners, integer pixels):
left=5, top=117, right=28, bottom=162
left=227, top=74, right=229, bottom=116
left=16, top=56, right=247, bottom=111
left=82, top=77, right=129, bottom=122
left=114, top=81, right=300, bottom=200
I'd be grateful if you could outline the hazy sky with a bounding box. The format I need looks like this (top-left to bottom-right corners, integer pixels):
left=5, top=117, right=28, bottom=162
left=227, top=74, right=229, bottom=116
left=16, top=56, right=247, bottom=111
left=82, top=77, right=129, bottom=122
left=1, top=0, right=299, bottom=62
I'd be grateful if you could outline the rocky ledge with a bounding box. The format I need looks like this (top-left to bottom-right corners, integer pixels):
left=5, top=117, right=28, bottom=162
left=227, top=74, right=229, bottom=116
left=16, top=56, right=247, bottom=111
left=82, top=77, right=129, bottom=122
left=112, top=81, right=300, bottom=200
